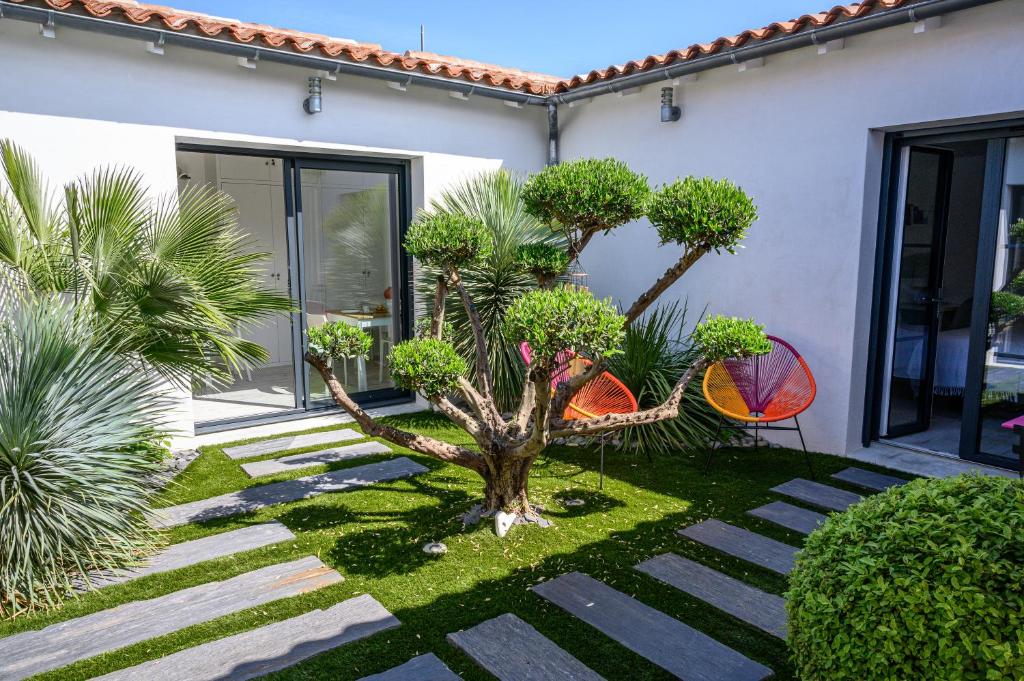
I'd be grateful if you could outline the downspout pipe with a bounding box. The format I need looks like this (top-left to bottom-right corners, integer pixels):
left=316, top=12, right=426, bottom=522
left=547, top=103, right=559, bottom=166
left=550, top=0, right=1000, bottom=105
left=0, top=0, right=548, bottom=106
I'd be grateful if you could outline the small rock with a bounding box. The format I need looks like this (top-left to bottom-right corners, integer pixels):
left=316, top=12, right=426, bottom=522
left=563, top=498, right=585, bottom=507
left=422, top=541, right=448, bottom=556
left=494, top=511, right=515, bottom=538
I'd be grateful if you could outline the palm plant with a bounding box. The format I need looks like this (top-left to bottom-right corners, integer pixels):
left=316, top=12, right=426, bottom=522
left=0, top=296, right=166, bottom=618
left=416, top=170, right=564, bottom=411
left=608, top=303, right=723, bottom=454
left=0, top=140, right=291, bottom=386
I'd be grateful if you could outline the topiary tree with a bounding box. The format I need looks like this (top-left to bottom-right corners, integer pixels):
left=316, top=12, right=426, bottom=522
left=304, top=159, right=764, bottom=525
left=787, top=474, right=1024, bottom=680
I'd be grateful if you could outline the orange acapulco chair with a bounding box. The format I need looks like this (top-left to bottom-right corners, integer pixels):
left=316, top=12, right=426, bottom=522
left=518, top=343, right=639, bottom=487
left=702, top=335, right=816, bottom=478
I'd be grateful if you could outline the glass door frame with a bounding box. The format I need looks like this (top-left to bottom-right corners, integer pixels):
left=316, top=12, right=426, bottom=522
left=864, top=118, right=1024, bottom=468
left=292, top=157, right=414, bottom=409
left=178, top=143, right=413, bottom=432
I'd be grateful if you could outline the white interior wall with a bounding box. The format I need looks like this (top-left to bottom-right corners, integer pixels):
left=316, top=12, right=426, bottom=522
left=558, top=1, right=1024, bottom=455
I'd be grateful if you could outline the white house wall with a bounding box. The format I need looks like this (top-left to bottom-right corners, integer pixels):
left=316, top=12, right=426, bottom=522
left=558, top=1, right=1024, bottom=456
left=0, top=17, right=548, bottom=444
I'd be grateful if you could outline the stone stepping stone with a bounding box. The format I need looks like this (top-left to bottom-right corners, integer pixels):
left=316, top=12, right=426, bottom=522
left=82, top=522, right=295, bottom=589
left=832, top=467, right=909, bottom=492
left=95, top=594, right=399, bottom=681
left=241, top=441, right=392, bottom=478
left=679, top=519, right=798, bottom=576
left=153, top=457, right=428, bottom=527
left=358, top=653, right=459, bottom=681
left=532, top=572, right=772, bottom=681
left=223, top=428, right=363, bottom=460
left=0, top=556, right=342, bottom=681
left=636, top=553, right=787, bottom=640
left=747, top=501, right=827, bottom=536
left=771, top=478, right=862, bottom=512
left=448, top=612, right=603, bottom=681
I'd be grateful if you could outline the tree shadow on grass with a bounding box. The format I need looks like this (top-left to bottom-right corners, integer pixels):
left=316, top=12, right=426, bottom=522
left=545, top=488, right=626, bottom=519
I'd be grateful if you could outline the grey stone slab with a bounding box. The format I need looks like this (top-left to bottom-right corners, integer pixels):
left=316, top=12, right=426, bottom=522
left=679, top=519, right=798, bottom=576
left=0, top=556, right=342, bottom=681
left=81, top=522, right=295, bottom=589
left=223, top=428, right=363, bottom=459
left=448, top=613, right=603, bottom=681
left=636, top=553, right=787, bottom=640
left=152, top=457, right=428, bottom=527
left=771, top=478, right=863, bottom=512
left=831, top=467, right=910, bottom=492
left=96, top=594, right=398, bottom=681
left=241, top=441, right=392, bottom=478
left=747, top=501, right=827, bottom=536
left=358, top=653, right=460, bottom=681
left=358, top=655, right=458, bottom=679
left=532, top=572, right=772, bottom=681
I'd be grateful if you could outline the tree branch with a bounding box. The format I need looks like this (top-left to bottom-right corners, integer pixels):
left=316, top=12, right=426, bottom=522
left=549, top=357, right=710, bottom=437
left=511, top=370, right=537, bottom=434
left=550, top=356, right=607, bottom=417
left=431, top=274, right=447, bottom=339
left=452, top=273, right=494, bottom=400
left=623, top=248, right=705, bottom=326
left=510, top=374, right=552, bottom=458
left=306, top=352, right=487, bottom=473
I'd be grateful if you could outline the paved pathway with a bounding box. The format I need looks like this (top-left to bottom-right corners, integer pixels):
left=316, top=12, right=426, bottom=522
left=448, top=613, right=604, bottom=681
left=679, top=519, right=798, bottom=575
left=152, top=457, right=428, bottom=527
left=96, top=595, right=398, bottom=681
left=770, top=478, right=862, bottom=512
left=747, top=501, right=826, bottom=535
left=636, top=553, right=787, bottom=640
left=82, top=522, right=294, bottom=589
left=533, top=572, right=773, bottom=681
left=224, top=428, right=363, bottom=459
left=0, top=557, right=341, bottom=681
left=241, top=441, right=391, bottom=478
left=832, top=466, right=909, bottom=492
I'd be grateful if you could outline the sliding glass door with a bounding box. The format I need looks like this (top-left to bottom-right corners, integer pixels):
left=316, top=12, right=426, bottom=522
left=177, top=147, right=410, bottom=429
left=295, top=162, right=405, bottom=405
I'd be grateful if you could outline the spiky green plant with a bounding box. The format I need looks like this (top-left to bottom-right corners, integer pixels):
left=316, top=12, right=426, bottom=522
left=607, top=303, right=723, bottom=454
left=416, top=170, right=564, bottom=411
left=0, top=140, right=291, bottom=387
left=0, top=296, right=166, bottom=618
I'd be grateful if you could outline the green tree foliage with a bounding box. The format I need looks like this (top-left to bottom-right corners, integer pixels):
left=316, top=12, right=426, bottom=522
left=521, top=158, right=650, bottom=246
left=787, top=475, right=1024, bottom=681
left=647, top=176, right=757, bottom=254
left=504, top=286, right=625, bottom=366
left=0, top=297, right=165, bottom=617
left=306, top=321, right=373, bottom=362
left=404, top=211, right=491, bottom=272
left=515, top=242, right=569, bottom=285
left=387, top=338, right=468, bottom=398
left=691, top=315, right=771, bottom=362
left=0, top=140, right=291, bottom=386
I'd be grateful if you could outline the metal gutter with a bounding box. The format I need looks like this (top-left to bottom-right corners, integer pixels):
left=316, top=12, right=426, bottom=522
left=550, top=0, right=1002, bottom=104
left=0, top=0, right=550, bottom=106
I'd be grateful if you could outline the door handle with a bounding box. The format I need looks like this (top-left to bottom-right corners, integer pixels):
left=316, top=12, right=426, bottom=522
left=914, top=294, right=942, bottom=305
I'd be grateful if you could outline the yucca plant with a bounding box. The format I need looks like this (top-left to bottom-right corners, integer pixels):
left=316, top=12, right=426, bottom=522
left=0, top=296, right=166, bottom=618
left=608, top=302, right=723, bottom=454
left=0, top=140, right=292, bottom=387
left=416, top=170, right=564, bottom=411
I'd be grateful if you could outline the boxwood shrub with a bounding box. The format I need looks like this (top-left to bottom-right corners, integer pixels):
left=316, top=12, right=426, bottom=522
left=787, top=474, right=1024, bottom=680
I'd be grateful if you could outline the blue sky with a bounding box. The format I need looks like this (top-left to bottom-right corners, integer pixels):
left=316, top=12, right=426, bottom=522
left=173, top=1, right=828, bottom=77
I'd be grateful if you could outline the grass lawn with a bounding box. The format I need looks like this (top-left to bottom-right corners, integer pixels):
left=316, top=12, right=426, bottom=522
left=0, top=411, right=905, bottom=680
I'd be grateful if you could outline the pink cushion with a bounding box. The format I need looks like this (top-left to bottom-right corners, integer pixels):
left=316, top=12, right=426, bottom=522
left=1001, top=415, right=1024, bottom=430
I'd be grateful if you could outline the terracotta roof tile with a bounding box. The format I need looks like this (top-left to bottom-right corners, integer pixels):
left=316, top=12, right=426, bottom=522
left=11, top=0, right=928, bottom=96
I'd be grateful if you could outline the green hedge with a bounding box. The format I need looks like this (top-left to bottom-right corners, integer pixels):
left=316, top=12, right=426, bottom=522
left=787, top=474, right=1024, bottom=680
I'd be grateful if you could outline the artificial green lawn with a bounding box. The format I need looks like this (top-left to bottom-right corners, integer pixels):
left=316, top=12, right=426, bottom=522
left=0, top=412, right=910, bottom=680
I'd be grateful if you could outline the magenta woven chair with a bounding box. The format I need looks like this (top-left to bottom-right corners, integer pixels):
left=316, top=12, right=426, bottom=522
left=702, top=335, right=816, bottom=477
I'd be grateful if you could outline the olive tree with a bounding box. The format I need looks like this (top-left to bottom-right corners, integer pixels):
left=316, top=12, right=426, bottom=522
left=304, top=159, right=766, bottom=525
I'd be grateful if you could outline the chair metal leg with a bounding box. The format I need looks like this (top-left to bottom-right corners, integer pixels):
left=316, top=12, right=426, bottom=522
left=753, top=421, right=759, bottom=450
left=703, top=415, right=724, bottom=476
left=599, top=436, right=606, bottom=490
left=794, top=415, right=815, bottom=479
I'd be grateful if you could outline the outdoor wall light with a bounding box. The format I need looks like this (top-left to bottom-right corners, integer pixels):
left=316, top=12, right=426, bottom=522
left=303, top=76, right=323, bottom=114
left=660, top=87, right=681, bottom=123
